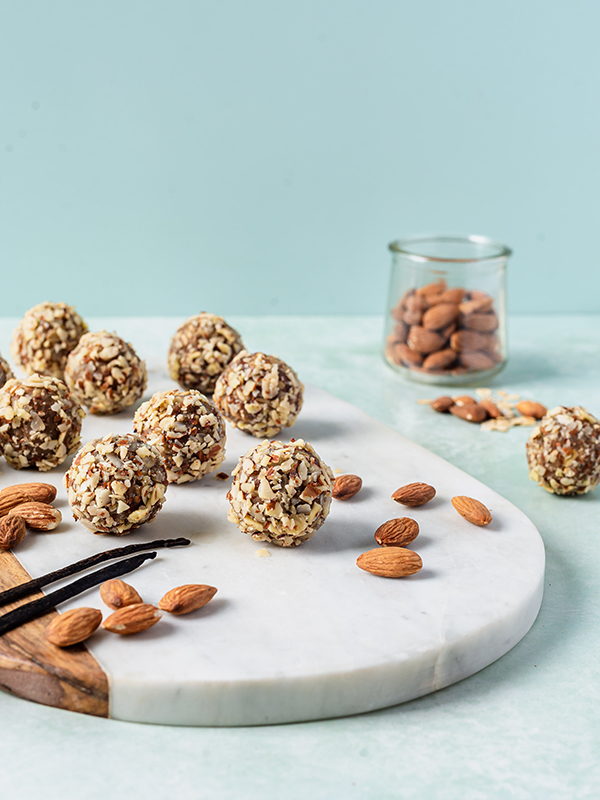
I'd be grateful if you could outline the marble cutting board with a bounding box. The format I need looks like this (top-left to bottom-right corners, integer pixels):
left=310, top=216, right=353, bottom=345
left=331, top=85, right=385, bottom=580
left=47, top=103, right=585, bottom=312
left=0, top=383, right=545, bottom=726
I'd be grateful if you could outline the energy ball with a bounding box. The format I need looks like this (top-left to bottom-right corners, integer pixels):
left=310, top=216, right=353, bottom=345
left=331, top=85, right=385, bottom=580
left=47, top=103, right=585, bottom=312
left=213, top=351, right=303, bottom=438
left=0, top=354, right=14, bottom=389
left=65, top=433, right=168, bottom=535
left=11, top=301, right=87, bottom=379
left=526, top=405, right=600, bottom=495
left=0, top=374, right=86, bottom=471
left=64, top=330, right=147, bottom=415
left=227, top=438, right=334, bottom=547
left=133, top=389, right=226, bottom=484
left=168, top=313, right=244, bottom=396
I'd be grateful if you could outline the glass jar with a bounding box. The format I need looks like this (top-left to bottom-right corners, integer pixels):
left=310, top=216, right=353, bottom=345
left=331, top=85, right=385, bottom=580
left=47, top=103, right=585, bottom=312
left=383, top=234, right=511, bottom=385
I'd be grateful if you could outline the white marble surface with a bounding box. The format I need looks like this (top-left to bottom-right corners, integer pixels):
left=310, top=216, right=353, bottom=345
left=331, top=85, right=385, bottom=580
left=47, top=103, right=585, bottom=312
left=1, top=325, right=544, bottom=725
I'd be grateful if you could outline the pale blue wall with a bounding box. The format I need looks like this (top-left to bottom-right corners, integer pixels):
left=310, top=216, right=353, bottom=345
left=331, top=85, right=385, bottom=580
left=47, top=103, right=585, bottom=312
left=1, top=1, right=598, bottom=317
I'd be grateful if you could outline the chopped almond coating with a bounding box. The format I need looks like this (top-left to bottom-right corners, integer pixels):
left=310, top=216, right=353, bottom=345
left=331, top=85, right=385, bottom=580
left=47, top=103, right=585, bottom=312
left=227, top=438, right=333, bottom=547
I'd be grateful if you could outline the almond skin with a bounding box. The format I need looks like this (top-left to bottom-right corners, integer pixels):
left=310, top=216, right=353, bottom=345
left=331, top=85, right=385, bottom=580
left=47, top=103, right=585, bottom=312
left=357, top=548, right=423, bottom=578
left=516, top=401, right=547, bottom=419
left=391, top=482, right=436, bottom=507
left=45, top=607, right=103, bottom=647
left=430, top=395, right=454, bottom=413
left=159, top=584, right=218, bottom=615
left=0, top=482, right=57, bottom=506
left=0, top=515, right=26, bottom=550
left=451, top=496, right=492, bottom=526
left=100, top=579, right=143, bottom=610
left=374, top=517, right=419, bottom=547
left=332, top=474, right=362, bottom=500
left=449, top=404, right=488, bottom=423
left=7, top=502, right=62, bottom=531
left=102, top=603, right=162, bottom=635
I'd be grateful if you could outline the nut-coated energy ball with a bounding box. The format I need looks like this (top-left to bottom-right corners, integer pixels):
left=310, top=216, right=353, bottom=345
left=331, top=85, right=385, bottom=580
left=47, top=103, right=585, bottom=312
left=0, top=374, right=86, bottom=471
left=526, top=405, right=600, bottom=495
left=65, top=433, right=168, bottom=534
left=11, top=301, right=87, bottom=379
left=213, top=351, right=303, bottom=438
left=227, top=438, right=334, bottom=547
left=64, top=330, right=147, bottom=415
left=133, top=389, right=226, bottom=484
left=168, top=313, right=244, bottom=396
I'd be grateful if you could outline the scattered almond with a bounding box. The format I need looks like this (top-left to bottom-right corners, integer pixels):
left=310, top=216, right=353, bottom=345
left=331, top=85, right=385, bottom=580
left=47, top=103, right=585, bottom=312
left=430, top=396, right=454, bottom=413
left=392, top=482, right=436, bottom=507
left=159, top=584, right=218, bottom=615
left=100, top=579, right=143, bottom=610
left=479, top=398, right=502, bottom=419
left=45, top=607, right=103, bottom=647
left=7, top=502, right=62, bottom=531
left=374, top=517, right=419, bottom=547
left=453, top=395, right=477, bottom=406
left=332, top=474, right=363, bottom=500
left=449, top=404, right=488, bottom=423
left=516, top=401, right=547, bottom=419
left=0, top=482, right=57, bottom=506
left=451, top=496, right=492, bottom=526
left=0, top=515, right=26, bottom=550
left=102, top=603, right=162, bottom=635
left=357, top=548, right=423, bottom=578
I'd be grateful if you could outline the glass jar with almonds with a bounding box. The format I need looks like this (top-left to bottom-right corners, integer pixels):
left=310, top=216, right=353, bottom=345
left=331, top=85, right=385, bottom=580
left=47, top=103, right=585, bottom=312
left=383, top=234, right=511, bottom=385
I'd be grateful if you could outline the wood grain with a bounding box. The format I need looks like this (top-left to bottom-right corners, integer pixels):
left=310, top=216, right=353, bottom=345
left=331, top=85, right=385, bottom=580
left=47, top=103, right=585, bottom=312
left=0, top=550, right=108, bottom=717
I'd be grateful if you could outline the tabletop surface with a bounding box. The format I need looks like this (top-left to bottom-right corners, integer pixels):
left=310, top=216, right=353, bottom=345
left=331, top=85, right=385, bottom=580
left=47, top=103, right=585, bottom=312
left=0, top=314, right=597, bottom=800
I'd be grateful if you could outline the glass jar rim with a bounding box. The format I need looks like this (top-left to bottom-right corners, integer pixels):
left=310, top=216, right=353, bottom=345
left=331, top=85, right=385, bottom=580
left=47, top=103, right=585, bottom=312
left=388, top=234, right=512, bottom=263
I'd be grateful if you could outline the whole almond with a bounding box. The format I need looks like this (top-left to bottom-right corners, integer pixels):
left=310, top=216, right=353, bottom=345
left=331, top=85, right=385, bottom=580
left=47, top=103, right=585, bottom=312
left=463, top=312, right=499, bottom=332
left=0, top=515, right=26, bottom=550
left=0, top=482, right=57, bottom=505
left=438, top=287, right=467, bottom=304
left=100, top=579, right=143, bottom=610
left=430, top=395, right=454, bottom=413
left=453, top=395, right=477, bottom=406
left=407, top=326, right=445, bottom=355
left=0, top=489, right=35, bottom=517
left=374, top=517, right=419, bottom=547
left=416, top=279, right=446, bottom=297
left=516, top=401, right=547, bottom=419
left=459, top=296, right=494, bottom=315
left=45, top=607, right=103, bottom=647
left=479, top=399, right=502, bottom=419
left=8, top=502, right=62, bottom=531
left=332, top=474, right=362, bottom=500
left=357, top=548, right=423, bottom=578
left=422, top=303, right=459, bottom=331
left=391, top=482, right=436, bottom=506
left=159, top=584, right=218, bottom=615
left=422, top=348, right=456, bottom=371
left=394, top=343, right=423, bottom=368
left=450, top=329, right=492, bottom=353
left=458, top=351, right=497, bottom=372
left=102, top=603, right=162, bottom=635
left=451, top=496, right=492, bottom=526
left=449, top=403, right=488, bottom=423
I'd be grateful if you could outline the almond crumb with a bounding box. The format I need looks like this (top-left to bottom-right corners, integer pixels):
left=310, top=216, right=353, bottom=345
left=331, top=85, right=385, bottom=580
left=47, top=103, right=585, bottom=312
left=255, top=548, right=271, bottom=558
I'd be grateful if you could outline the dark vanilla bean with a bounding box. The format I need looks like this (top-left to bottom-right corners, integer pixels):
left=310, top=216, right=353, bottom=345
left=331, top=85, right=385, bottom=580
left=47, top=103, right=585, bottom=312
left=0, top=551, right=157, bottom=637
left=0, top=537, right=191, bottom=607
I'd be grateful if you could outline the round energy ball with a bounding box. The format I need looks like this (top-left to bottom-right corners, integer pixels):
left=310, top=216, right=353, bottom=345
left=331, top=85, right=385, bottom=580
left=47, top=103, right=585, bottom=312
left=11, top=301, right=87, bottom=379
left=0, top=374, right=86, bottom=471
left=227, top=438, right=334, bottom=547
left=64, top=330, right=147, bottom=415
left=213, top=351, right=303, bottom=438
left=133, top=389, right=226, bottom=484
left=168, top=313, right=244, bottom=396
left=526, top=405, right=600, bottom=495
left=0, top=354, right=14, bottom=389
left=65, top=433, right=168, bottom=534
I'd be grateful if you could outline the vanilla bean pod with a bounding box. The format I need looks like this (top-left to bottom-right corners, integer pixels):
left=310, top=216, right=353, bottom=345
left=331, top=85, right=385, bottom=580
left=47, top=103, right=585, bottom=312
left=0, top=537, right=191, bottom=606
left=0, top=551, right=158, bottom=637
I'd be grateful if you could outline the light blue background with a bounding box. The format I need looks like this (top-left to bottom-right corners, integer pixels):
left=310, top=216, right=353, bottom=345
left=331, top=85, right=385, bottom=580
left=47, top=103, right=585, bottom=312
left=1, top=1, right=598, bottom=317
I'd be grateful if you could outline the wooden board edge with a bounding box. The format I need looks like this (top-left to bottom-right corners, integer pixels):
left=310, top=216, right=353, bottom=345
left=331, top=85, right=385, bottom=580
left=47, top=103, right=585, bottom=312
left=0, top=550, right=109, bottom=718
